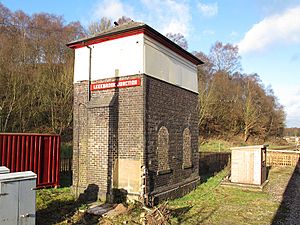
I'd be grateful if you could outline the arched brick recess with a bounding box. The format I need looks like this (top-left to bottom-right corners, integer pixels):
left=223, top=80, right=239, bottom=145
left=183, top=128, right=192, bottom=167
left=157, top=126, right=170, bottom=171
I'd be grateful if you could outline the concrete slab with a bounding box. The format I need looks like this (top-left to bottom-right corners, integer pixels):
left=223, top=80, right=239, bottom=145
left=86, top=203, right=128, bottom=217
left=220, top=179, right=269, bottom=191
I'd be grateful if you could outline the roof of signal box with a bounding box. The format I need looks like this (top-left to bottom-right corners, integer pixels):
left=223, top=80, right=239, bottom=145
left=66, top=21, right=203, bottom=65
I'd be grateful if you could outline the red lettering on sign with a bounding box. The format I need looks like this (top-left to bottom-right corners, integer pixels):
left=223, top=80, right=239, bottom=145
left=91, top=78, right=141, bottom=91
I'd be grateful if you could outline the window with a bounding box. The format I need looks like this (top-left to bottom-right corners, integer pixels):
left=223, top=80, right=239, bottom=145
left=157, top=126, right=170, bottom=171
left=183, top=128, right=192, bottom=168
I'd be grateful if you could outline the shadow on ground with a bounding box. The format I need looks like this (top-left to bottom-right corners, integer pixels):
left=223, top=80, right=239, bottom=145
left=170, top=206, right=218, bottom=224
left=36, top=184, right=100, bottom=225
left=272, top=159, right=300, bottom=225
left=59, top=171, right=72, bottom=187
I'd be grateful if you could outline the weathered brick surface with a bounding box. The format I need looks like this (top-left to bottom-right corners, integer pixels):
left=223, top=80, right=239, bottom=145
left=73, top=74, right=199, bottom=204
left=183, top=128, right=192, bottom=167
left=73, top=75, right=144, bottom=201
left=157, top=126, right=170, bottom=171
left=73, top=81, right=89, bottom=194
left=144, top=75, right=199, bottom=203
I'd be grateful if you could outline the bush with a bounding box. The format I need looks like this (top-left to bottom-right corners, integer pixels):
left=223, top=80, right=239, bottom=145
left=61, top=142, right=72, bottom=158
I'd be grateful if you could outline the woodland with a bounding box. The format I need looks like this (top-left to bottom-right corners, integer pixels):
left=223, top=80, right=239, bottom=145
left=0, top=3, right=286, bottom=142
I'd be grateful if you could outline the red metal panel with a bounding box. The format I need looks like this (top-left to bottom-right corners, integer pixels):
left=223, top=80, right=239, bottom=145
left=0, top=136, right=1, bottom=164
left=25, top=136, right=29, bottom=171
left=1, top=136, right=7, bottom=165
left=11, top=136, right=15, bottom=171
left=37, top=136, right=41, bottom=185
left=51, top=136, right=56, bottom=183
left=48, top=136, right=52, bottom=183
left=16, top=136, right=20, bottom=171
left=29, top=135, right=34, bottom=170
left=7, top=135, right=11, bottom=169
left=56, top=136, right=60, bottom=188
left=0, top=133, right=61, bottom=188
left=21, top=136, right=25, bottom=171
left=0, top=136, right=2, bottom=164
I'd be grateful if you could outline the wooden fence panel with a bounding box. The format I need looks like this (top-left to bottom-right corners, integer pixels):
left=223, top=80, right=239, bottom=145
left=267, top=150, right=300, bottom=167
left=60, top=158, right=72, bottom=172
left=199, top=150, right=300, bottom=176
left=58, top=150, right=300, bottom=177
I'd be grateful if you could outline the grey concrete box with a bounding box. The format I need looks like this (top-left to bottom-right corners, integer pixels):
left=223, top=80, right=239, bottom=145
left=0, top=171, right=37, bottom=225
left=0, top=166, right=10, bottom=174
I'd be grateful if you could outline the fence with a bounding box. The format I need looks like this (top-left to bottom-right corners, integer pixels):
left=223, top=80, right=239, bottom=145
left=199, top=152, right=231, bottom=175
left=267, top=150, right=300, bottom=167
left=60, top=157, right=72, bottom=172
left=0, top=133, right=60, bottom=188
left=63, top=150, right=296, bottom=174
left=199, top=150, right=300, bottom=175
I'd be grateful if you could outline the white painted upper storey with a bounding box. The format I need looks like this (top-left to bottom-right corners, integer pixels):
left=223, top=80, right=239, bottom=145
left=74, top=33, right=198, bottom=93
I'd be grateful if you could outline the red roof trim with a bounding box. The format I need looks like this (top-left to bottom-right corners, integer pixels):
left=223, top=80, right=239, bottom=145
left=67, top=26, right=202, bottom=65
left=67, top=29, right=145, bottom=49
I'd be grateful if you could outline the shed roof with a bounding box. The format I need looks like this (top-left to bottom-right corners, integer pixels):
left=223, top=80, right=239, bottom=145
left=66, top=22, right=203, bottom=65
left=230, top=145, right=268, bottom=151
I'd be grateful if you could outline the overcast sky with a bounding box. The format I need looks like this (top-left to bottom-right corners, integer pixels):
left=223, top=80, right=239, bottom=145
left=2, top=0, right=300, bottom=127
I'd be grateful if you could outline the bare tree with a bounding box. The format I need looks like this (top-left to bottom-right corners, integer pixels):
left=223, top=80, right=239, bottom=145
left=209, top=41, right=242, bottom=74
left=193, top=51, right=214, bottom=74
left=0, top=2, right=286, bottom=142
left=87, top=17, right=112, bottom=35
left=0, top=4, right=84, bottom=139
left=166, top=32, right=188, bottom=50
left=117, top=16, right=132, bottom=25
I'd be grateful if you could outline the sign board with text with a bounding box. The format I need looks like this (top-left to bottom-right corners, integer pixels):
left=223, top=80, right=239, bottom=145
left=91, top=78, right=141, bottom=91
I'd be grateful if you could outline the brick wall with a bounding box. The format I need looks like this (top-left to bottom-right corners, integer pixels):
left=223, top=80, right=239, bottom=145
left=144, top=75, right=199, bottom=204
left=73, top=74, right=199, bottom=204
left=73, top=75, right=145, bottom=201
left=73, top=81, right=89, bottom=195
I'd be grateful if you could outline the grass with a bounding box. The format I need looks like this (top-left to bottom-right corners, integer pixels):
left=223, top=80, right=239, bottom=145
left=200, top=139, right=233, bottom=152
left=168, top=168, right=279, bottom=225
left=36, top=166, right=296, bottom=224
left=36, top=188, right=75, bottom=210
left=200, top=139, right=293, bottom=153
left=268, top=145, right=298, bottom=150
left=36, top=188, right=79, bottom=225
left=36, top=187, right=101, bottom=224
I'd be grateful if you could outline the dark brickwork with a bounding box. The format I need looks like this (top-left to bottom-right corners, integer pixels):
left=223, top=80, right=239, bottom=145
left=73, top=75, right=144, bottom=201
left=157, top=126, right=170, bottom=171
left=183, top=128, right=192, bottom=167
left=73, top=81, right=89, bottom=194
left=73, top=74, right=199, bottom=204
left=144, top=75, right=199, bottom=204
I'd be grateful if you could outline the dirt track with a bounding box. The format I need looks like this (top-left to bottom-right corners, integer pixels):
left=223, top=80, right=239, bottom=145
left=268, top=166, right=300, bottom=225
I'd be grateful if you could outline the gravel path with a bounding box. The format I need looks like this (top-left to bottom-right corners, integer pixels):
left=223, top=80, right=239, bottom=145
left=270, top=166, right=300, bottom=225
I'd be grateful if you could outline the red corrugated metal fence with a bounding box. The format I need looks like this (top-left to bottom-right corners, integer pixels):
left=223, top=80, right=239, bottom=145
left=0, top=133, right=60, bottom=188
